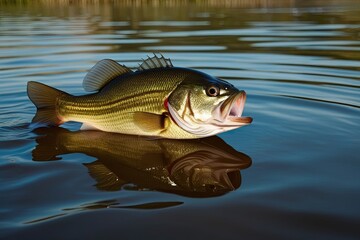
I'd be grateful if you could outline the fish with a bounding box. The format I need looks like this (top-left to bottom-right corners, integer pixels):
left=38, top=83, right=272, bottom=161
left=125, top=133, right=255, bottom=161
left=32, top=127, right=252, bottom=197
left=27, top=54, right=252, bottom=139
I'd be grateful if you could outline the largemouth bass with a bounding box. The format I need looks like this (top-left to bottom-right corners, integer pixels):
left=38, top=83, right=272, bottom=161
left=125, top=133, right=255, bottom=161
left=33, top=127, right=252, bottom=197
left=27, top=54, right=252, bottom=139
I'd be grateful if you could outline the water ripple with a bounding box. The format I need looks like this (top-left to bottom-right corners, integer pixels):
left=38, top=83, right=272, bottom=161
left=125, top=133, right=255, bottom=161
left=0, top=2, right=360, bottom=239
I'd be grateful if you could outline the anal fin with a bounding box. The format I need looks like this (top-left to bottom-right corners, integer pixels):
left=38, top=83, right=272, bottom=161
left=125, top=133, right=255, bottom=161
left=80, top=123, right=100, bottom=131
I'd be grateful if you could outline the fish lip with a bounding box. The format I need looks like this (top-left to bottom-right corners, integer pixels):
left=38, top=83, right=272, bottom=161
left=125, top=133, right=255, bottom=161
left=216, top=91, right=253, bottom=125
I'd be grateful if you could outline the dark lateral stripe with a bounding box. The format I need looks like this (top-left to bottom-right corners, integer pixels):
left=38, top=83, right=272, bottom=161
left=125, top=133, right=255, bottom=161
left=62, top=90, right=166, bottom=116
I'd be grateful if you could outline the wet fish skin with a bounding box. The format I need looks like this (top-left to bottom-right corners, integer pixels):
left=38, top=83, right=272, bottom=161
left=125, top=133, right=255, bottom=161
left=58, top=67, right=192, bottom=137
left=27, top=55, right=252, bottom=139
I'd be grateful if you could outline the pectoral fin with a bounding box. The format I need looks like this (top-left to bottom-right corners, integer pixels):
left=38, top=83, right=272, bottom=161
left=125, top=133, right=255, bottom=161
left=133, top=112, right=170, bottom=133
left=84, top=161, right=124, bottom=191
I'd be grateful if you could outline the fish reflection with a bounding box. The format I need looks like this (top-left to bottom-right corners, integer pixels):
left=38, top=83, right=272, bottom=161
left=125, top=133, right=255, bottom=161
left=32, top=127, right=251, bottom=197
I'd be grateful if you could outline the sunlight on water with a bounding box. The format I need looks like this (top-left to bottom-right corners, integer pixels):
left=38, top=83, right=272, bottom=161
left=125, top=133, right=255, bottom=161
left=0, top=0, right=359, bottom=239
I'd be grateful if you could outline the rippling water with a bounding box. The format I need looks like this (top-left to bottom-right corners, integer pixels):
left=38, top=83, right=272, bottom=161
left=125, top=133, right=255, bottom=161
left=0, top=1, right=359, bottom=239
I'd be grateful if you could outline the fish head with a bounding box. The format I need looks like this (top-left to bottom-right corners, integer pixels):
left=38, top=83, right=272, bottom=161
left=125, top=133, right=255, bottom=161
left=167, top=69, right=252, bottom=137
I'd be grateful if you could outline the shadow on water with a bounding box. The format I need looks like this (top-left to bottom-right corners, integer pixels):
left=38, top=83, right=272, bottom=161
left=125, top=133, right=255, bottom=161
left=27, top=127, right=251, bottom=222
left=32, top=127, right=251, bottom=198
left=26, top=127, right=251, bottom=222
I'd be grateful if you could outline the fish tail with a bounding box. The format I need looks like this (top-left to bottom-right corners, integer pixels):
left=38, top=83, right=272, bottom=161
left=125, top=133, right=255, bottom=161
left=27, top=81, right=67, bottom=126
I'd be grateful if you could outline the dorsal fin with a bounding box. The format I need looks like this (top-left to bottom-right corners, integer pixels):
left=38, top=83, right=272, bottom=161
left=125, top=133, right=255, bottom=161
left=83, top=59, right=132, bottom=92
left=137, top=53, right=173, bottom=71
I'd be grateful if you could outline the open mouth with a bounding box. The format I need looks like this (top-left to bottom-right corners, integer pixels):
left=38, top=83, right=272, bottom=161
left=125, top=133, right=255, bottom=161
left=218, top=91, right=253, bottom=125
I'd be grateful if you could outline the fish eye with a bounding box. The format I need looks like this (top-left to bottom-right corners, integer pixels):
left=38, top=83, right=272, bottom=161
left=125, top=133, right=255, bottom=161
left=206, top=85, right=220, bottom=97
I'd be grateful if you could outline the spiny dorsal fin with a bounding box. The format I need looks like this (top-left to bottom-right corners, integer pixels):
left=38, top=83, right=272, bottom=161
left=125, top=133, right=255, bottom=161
left=83, top=59, right=132, bottom=92
left=137, top=53, right=173, bottom=71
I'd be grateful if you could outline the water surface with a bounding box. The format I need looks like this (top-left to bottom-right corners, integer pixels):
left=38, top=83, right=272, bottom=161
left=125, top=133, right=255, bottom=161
left=0, top=1, right=359, bottom=239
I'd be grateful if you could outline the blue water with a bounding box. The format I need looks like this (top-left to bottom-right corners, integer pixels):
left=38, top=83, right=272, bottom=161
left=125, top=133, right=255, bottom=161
left=0, top=1, right=359, bottom=239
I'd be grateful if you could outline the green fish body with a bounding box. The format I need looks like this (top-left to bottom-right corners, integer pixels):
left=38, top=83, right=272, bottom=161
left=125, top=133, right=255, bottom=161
left=27, top=55, right=252, bottom=139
